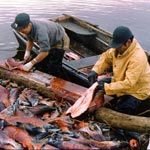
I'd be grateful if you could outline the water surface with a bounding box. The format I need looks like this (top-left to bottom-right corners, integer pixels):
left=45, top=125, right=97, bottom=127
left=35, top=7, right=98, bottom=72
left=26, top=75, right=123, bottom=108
left=0, top=0, right=150, bottom=60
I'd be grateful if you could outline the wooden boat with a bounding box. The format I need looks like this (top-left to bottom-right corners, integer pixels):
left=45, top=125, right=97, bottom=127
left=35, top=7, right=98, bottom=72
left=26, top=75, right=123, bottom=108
left=11, top=14, right=150, bottom=86
left=12, top=14, right=112, bottom=87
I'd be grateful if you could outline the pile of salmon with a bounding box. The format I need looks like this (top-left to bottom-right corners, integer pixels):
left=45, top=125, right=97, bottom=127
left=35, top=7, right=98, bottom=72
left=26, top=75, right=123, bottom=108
left=0, top=78, right=128, bottom=150
left=0, top=57, right=147, bottom=150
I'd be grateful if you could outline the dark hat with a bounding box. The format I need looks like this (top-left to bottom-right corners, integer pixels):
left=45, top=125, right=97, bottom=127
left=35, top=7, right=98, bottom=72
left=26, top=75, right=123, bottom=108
left=109, top=26, right=133, bottom=48
left=11, top=13, right=30, bottom=30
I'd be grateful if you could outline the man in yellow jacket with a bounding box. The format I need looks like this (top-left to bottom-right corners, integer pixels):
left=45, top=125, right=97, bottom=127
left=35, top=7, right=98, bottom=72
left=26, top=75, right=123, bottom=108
left=88, top=26, right=150, bottom=115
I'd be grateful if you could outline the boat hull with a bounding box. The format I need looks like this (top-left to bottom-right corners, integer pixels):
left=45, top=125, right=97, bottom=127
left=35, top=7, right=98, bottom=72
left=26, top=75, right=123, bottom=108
left=12, top=14, right=112, bottom=87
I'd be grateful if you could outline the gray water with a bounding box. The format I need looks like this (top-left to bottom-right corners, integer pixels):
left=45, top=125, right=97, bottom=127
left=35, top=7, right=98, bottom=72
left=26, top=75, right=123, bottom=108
left=0, top=0, right=150, bottom=60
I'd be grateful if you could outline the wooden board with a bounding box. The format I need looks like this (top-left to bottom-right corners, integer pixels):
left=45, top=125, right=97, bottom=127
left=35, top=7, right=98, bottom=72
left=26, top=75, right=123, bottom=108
left=60, top=21, right=96, bottom=36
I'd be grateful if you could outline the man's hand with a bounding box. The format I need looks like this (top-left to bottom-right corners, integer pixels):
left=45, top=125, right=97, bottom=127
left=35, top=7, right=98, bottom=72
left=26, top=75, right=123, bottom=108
left=24, top=50, right=31, bottom=62
left=87, top=71, right=98, bottom=85
left=97, top=77, right=111, bottom=91
left=22, top=61, right=34, bottom=71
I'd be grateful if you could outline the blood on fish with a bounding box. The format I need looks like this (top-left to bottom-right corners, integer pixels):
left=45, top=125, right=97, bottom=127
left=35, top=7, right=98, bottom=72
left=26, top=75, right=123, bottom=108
left=3, top=125, right=34, bottom=149
left=0, top=130, right=22, bottom=149
left=88, top=90, right=104, bottom=113
left=0, top=110, right=47, bottom=127
left=66, top=82, right=99, bottom=118
left=46, top=115, right=73, bottom=132
left=42, top=144, right=59, bottom=150
left=60, top=140, right=91, bottom=149
left=5, top=57, right=24, bottom=70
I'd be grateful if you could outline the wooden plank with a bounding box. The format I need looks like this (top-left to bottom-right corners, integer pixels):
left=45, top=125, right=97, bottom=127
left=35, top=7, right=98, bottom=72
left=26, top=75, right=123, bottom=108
left=60, top=21, right=96, bottom=36
left=66, top=55, right=100, bottom=69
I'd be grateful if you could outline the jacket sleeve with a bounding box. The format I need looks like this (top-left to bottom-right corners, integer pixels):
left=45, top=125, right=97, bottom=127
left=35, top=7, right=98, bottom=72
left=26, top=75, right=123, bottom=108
left=105, top=53, right=148, bottom=95
left=92, top=48, right=113, bottom=75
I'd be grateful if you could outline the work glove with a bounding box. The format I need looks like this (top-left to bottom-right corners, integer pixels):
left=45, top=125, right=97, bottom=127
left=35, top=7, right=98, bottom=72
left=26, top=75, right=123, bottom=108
left=87, top=71, right=98, bottom=85
left=24, top=50, right=31, bottom=62
left=22, top=61, right=34, bottom=71
left=97, top=77, right=111, bottom=92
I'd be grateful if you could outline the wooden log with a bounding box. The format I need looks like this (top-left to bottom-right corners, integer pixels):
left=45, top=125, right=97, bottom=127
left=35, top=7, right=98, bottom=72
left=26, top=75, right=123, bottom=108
left=0, top=67, right=87, bottom=104
left=95, top=107, right=150, bottom=133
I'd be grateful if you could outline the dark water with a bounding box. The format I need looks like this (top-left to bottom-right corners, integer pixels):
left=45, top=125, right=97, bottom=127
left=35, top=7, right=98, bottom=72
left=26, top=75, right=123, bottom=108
left=0, top=0, right=150, bottom=60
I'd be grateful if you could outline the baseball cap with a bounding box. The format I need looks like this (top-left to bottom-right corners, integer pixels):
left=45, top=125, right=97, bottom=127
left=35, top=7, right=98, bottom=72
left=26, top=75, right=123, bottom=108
left=109, top=26, right=133, bottom=49
left=11, top=13, right=30, bottom=30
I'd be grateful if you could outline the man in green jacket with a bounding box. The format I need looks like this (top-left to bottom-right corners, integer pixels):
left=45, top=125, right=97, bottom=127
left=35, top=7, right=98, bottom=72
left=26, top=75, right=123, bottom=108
left=88, top=26, right=150, bottom=115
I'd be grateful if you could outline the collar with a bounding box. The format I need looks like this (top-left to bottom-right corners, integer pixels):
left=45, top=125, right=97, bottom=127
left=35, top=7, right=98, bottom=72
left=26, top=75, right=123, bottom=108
left=28, top=21, right=36, bottom=39
left=117, top=39, right=137, bottom=57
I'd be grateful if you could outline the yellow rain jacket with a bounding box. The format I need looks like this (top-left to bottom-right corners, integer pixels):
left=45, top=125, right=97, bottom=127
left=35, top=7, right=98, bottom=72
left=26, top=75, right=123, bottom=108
left=92, top=39, right=150, bottom=100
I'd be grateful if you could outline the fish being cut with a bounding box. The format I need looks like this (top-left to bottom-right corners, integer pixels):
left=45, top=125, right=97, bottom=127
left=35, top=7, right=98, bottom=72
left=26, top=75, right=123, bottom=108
left=66, top=82, right=99, bottom=118
left=5, top=57, right=24, bottom=70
